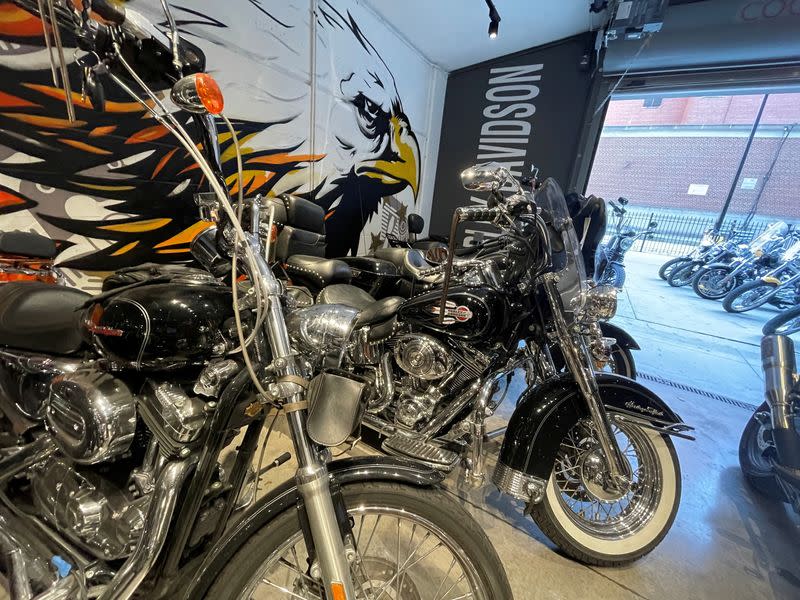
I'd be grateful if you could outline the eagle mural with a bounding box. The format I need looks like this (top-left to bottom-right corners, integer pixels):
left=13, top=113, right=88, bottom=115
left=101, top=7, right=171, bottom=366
left=0, top=0, right=421, bottom=278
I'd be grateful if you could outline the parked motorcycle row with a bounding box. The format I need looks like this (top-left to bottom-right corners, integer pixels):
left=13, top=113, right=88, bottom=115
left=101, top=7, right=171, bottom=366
left=0, top=2, right=701, bottom=599
left=658, top=222, right=800, bottom=335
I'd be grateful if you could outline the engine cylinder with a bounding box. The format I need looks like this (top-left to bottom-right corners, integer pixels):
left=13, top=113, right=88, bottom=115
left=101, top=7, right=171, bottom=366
left=46, top=369, right=136, bottom=464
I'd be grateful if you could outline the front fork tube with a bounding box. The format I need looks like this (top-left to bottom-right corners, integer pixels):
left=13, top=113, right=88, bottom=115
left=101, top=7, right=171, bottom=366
left=543, top=275, right=630, bottom=488
left=251, top=234, right=356, bottom=598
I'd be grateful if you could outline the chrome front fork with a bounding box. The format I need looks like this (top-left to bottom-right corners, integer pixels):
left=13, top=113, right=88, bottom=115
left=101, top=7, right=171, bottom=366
left=542, top=275, right=631, bottom=489
left=249, top=199, right=356, bottom=599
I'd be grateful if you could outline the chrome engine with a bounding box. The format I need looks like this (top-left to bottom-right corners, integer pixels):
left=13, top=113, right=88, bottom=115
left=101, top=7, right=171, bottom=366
left=0, top=351, right=215, bottom=564
left=383, top=338, right=491, bottom=429
left=31, top=457, right=150, bottom=560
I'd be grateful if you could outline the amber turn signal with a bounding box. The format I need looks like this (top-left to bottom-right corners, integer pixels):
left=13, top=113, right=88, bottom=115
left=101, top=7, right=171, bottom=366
left=171, top=73, right=224, bottom=115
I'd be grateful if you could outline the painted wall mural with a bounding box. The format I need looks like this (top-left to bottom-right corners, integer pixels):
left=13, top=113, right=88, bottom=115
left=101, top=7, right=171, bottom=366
left=0, top=0, right=443, bottom=289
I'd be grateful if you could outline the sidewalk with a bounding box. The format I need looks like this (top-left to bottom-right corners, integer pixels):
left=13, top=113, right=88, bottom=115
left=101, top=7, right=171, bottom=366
left=613, top=251, right=773, bottom=404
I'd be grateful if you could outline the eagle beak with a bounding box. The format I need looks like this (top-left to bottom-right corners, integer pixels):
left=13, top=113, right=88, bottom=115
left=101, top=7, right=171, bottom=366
left=357, top=116, right=420, bottom=199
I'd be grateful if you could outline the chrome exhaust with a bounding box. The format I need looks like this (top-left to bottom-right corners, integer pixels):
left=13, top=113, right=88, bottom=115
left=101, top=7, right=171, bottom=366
left=761, top=335, right=800, bottom=469
left=98, top=459, right=193, bottom=600
left=761, top=335, right=796, bottom=431
left=0, top=437, right=57, bottom=484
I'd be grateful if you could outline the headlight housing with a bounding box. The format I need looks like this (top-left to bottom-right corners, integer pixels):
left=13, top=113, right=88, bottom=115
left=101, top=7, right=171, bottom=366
left=580, top=285, right=618, bottom=321
left=619, top=236, right=635, bottom=251
left=285, top=304, right=359, bottom=366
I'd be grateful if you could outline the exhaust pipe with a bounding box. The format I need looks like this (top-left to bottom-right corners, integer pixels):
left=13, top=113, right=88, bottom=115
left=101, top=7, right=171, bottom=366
left=0, top=437, right=57, bottom=484
left=98, top=459, right=193, bottom=600
left=761, top=335, right=800, bottom=469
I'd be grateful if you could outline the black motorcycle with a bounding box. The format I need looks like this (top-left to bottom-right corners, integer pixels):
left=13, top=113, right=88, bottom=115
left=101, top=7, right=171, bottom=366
left=292, top=163, right=693, bottom=565
left=593, top=197, right=657, bottom=289
left=691, top=222, right=790, bottom=300
left=658, top=228, right=725, bottom=281
left=739, top=335, right=800, bottom=514
left=0, top=3, right=511, bottom=599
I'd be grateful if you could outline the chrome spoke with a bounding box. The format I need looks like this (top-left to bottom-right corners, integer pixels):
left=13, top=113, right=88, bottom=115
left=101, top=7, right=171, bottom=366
left=433, top=558, right=457, bottom=600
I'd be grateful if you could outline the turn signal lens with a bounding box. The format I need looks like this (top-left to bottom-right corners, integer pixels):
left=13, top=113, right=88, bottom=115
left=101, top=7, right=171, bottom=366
left=195, top=73, right=224, bottom=115
left=171, top=73, right=224, bottom=115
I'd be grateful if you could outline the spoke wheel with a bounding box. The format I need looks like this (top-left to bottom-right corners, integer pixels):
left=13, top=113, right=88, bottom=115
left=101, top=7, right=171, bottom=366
left=203, top=482, right=511, bottom=600
left=692, top=266, right=735, bottom=300
left=764, top=306, right=800, bottom=335
left=528, top=418, right=680, bottom=566
left=723, top=281, right=777, bottom=313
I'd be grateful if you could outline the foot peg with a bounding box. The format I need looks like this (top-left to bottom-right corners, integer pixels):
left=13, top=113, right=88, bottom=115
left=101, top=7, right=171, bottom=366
left=382, top=435, right=459, bottom=471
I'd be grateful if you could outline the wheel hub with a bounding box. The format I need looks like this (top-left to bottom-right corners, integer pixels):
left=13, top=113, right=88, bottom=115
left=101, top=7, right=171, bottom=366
left=579, top=447, right=631, bottom=502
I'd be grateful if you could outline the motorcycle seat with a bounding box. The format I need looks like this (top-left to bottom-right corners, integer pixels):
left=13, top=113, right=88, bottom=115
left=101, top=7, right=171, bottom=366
left=0, top=282, right=90, bottom=354
left=316, top=284, right=403, bottom=326
left=285, top=255, right=352, bottom=290
left=0, top=231, right=58, bottom=259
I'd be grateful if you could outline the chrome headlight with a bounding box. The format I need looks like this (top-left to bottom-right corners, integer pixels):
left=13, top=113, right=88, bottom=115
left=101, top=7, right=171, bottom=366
left=619, top=236, right=635, bottom=251
left=581, top=285, right=618, bottom=321
left=285, top=304, right=359, bottom=365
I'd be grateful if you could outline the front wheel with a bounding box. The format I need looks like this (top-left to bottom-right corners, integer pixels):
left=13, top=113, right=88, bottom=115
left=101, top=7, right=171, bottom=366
left=603, top=345, right=636, bottom=379
left=599, top=263, right=626, bottom=289
left=763, top=305, right=800, bottom=335
left=528, top=419, right=680, bottom=566
left=722, top=280, right=778, bottom=313
left=738, top=402, right=786, bottom=501
left=666, top=262, right=700, bottom=287
left=204, top=481, right=512, bottom=600
left=691, top=265, right=738, bottom=300
left=658, top=257, right=689, bottom=281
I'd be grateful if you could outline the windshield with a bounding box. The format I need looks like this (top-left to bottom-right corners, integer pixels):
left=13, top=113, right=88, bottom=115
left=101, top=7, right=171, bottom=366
left=535, top=178, right=587, bottom=315
left=751, top=222, right=788, bottom=251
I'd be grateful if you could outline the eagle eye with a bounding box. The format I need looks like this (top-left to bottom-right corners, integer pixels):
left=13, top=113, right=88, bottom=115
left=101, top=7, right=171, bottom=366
left=354, top=93, right=388, bottom=136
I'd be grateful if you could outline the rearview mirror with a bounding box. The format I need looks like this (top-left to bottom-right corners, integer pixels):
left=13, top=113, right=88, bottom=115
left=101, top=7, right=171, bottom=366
left=460, top=163, right=509, bottom=192
left=425, top=246, right=449, bottom=265
left=648, top=221, right=658, bottom=230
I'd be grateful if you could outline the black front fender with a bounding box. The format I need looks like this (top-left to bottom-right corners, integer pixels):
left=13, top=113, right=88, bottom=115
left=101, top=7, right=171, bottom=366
left=599, top=321, right=640, bottom=350
left=498, top=373, right=685, bottom=482
left=179, top=456, right=442, bottom=600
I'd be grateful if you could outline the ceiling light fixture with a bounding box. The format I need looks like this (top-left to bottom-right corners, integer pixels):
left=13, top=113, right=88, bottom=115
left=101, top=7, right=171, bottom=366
left=485, top=0, right=501, bottom=39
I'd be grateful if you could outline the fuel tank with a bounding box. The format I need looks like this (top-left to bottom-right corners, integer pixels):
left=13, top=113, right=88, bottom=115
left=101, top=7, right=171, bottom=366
left=397, top=285, right=506, bottom=341
left=88, top=281, right=233, bottom=370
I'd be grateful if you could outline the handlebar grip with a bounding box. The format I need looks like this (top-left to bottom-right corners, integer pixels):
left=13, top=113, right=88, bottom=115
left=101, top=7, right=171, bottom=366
left=91, top=0, right=126, bottom=26
left=457, top=206, right=500, bottom=223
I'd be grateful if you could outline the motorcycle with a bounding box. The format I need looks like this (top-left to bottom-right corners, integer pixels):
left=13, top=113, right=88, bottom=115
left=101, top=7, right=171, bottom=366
left=658, top=228, right=723, bottom=281
left=0, top=2, right=511, bottom=599
left=739, top=335, right=800, bottom=514
left=666, top=236, right=741, bottom=288
left=593, top=197, right=657, bottom=289
left=0, top=230, right=63, bottom=284
left=723, top=239, right=800, bottom=313
left=295, top=162, right=693, bottom=565
left=691, top=222, right=791, bottom=300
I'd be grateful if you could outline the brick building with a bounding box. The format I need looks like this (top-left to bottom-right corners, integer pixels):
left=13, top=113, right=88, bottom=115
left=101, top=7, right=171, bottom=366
left=586, top=93, right=800, bottom=219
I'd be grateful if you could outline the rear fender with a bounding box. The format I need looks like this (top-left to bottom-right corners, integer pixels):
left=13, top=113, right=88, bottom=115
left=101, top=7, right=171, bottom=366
left=178, top=456, right=442, bottom=600
left=598, top=321, right=640, bottom=350
left=497, top=373, right=690, bottom=482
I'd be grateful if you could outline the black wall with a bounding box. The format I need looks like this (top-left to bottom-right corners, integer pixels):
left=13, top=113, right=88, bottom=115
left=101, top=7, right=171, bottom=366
left=430, top=33, right=595, bottom=241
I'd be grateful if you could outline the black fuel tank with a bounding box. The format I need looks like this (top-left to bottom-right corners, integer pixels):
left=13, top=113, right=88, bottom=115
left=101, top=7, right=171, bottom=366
left=398, top=285, right=506, bottom=341
left=89, top=281, right=233, bottom=370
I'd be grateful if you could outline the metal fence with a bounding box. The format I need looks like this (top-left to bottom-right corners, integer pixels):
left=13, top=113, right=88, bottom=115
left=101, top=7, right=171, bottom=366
left=602, top=210, right=776, bottom=256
